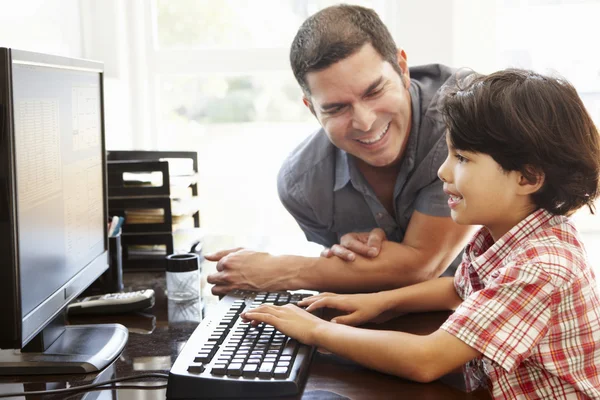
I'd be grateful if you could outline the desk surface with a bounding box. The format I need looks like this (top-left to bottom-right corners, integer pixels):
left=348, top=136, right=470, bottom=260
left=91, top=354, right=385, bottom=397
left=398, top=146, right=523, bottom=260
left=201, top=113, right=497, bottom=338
left=0, top=272, right=491, bottom=399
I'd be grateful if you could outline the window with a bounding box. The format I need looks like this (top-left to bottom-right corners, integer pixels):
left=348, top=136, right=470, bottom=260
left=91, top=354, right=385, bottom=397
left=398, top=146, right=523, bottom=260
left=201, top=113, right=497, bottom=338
left=495, top=0, right=600, bottom=273
left=136, top=0, right=390, bottom=245
left=120, top=0, right=598, bottom=272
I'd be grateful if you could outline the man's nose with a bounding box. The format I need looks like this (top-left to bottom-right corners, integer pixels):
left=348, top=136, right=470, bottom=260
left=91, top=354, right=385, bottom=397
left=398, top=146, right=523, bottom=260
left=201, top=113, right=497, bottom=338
left=351, top=103, right=376, bottom=131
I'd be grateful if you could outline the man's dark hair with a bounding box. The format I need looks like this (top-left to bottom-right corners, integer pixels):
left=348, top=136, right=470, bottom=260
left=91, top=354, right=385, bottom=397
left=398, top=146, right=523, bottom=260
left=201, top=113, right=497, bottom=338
left=290, top=4, right=401, bottom=96
left=441, top=69, right=600, bottom=215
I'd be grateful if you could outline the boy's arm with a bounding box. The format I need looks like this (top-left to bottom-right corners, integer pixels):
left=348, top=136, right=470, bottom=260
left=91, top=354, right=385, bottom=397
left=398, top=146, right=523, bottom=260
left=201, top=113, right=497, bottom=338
left=206, top=212, right=475, bottom=295
left=301, top=277, right=462, bottom=326
left=378, top=277, right=463, bottom=313
left=313, top=323, right=480, bottom=383
left=243, top=278, right=478, bottom=384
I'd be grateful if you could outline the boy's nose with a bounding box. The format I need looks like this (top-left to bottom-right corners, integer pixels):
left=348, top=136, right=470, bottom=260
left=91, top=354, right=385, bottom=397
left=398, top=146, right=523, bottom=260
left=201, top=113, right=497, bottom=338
left=438, top=157, right=451, bottom=182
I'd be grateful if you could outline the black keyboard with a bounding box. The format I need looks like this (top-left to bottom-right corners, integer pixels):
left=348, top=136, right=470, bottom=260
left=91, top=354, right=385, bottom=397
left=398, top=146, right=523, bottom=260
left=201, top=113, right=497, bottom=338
left=166, top=290, right=318, bottom=399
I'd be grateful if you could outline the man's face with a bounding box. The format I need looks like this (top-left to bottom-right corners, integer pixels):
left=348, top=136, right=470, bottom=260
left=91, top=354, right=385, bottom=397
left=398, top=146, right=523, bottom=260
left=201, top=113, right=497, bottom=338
left=304, top=43, right=412, bottom=167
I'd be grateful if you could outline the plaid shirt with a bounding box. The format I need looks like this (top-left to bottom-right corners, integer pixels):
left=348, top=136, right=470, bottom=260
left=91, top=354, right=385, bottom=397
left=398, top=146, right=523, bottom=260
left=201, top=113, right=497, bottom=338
left=441, top=209, right=600, bottom=399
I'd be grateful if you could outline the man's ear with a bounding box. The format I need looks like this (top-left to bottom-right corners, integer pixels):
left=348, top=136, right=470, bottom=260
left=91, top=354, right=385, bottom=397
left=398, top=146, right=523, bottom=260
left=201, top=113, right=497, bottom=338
left=303, top=96, right=316, bottom=116
left=516, top=166, right=545, bottom=195
left=396, top=48, right=410, bottom=88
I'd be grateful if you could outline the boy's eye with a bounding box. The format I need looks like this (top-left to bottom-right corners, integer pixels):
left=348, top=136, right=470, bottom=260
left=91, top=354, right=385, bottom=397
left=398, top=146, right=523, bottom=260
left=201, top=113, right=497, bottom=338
left=454, top=153, right=467, bottom=163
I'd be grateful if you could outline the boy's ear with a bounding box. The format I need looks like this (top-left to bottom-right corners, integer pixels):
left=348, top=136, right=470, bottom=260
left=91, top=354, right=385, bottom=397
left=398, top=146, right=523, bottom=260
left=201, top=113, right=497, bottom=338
left=516, top=166, right=545, bottom=195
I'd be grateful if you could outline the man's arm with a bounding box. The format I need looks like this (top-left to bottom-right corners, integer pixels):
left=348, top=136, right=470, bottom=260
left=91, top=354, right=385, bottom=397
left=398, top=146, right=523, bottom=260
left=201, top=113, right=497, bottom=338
left=206, top=211, right=476, bottom=294
left=293, top=210, right=475, bottom=292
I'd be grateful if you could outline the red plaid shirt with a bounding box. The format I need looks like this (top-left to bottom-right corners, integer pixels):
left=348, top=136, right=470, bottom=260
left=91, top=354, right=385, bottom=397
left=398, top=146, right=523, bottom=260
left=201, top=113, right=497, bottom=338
left=441, top=209, right=600, bottom=399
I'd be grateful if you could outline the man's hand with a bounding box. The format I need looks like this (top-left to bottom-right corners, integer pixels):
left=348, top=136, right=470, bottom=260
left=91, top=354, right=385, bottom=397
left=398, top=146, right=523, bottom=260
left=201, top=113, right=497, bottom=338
left=298, top=291, right=389, bottom=326
left=205, top=248, right=292, bottom=296
left=320, top=228, right=386, bottom=262
left=241, top=304, right=326, bottom=346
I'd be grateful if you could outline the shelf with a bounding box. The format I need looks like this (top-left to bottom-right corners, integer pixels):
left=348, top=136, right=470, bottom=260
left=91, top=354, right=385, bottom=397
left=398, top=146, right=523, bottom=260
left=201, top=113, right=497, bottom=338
left=106, top=150, right=201, bottom=271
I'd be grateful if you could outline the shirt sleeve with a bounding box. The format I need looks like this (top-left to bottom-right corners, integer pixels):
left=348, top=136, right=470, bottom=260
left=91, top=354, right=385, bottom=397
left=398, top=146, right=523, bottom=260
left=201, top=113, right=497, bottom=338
left=441, top=263, right=554, bottom=373
left=277, top=166, right=338, bottom=248
left=414, top=178, right=451, bottom=217
left=413, top=116, right=451, bottom=217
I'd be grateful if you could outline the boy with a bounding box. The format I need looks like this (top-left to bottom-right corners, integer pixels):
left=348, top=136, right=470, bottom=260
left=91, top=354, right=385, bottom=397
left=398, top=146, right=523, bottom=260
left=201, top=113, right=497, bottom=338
left=242, top=69, right=600, bottom=399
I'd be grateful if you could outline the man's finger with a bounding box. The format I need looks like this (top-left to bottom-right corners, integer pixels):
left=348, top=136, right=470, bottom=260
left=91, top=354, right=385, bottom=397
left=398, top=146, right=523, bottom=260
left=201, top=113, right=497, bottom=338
left=320, top=248, right=334, bottom=258
left=337, top=237, right=371, bottom=258
left=210, top=284, right=234, bottom=296
left=366, top=228, right=386, bottom=257
left=204, top=247, right=244, bottom=261
left=331, top=244, right=355, bottom=261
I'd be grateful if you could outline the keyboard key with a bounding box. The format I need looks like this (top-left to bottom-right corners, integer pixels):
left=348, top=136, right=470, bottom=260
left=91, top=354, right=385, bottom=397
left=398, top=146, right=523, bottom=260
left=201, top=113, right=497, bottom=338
left=227, top=363, right=243, bottom=376
left=187, top=363, right=205, bottom=374
left=211, top=363, right=227, bottom=375
left=243, top=364, right=259, bottom=377
left=273, top=366, right=289, bottom=378
left=258, top=362, right=274, bottom=378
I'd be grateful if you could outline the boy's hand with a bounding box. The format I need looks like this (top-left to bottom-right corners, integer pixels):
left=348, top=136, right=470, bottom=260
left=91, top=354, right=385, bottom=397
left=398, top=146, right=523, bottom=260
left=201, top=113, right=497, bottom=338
left=320, top=228, right=386, bottom=262
left=241, top=304, right=325, bottom=346
left=298, top=292, right=388, bottom=326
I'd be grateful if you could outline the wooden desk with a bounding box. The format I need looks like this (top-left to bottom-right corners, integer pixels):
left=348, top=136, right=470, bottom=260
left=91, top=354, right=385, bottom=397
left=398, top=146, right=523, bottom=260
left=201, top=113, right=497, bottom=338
left=0, top=272, right=491, bottom=399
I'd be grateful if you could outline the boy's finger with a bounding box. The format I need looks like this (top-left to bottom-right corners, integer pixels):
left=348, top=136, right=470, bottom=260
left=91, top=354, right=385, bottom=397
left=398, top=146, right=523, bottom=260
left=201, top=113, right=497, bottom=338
left=298, top=292, right=333, bottom=306
left=305, top=298, right=330, bottom=312
left=331, top=312, right=360, bottom=326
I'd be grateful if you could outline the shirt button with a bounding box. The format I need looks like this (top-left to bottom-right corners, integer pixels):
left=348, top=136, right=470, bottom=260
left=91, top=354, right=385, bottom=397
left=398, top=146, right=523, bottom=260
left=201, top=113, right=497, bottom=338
left=376, top=212, right=384, bottom=220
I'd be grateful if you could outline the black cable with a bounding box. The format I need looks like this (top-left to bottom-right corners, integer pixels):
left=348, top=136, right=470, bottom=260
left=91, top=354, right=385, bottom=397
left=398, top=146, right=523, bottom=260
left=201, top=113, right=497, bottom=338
left=62, top=383, right=168, bottom=400
left=0, top=372, right=169, bottom=398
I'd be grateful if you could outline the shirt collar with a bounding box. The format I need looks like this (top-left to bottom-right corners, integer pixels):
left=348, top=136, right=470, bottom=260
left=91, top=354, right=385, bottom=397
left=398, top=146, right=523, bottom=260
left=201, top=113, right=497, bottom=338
left=466, top=208, right=555, bottom=281
left=334, top=149, right=351, bottom=191
left=333, top=80, right=421, bottom=192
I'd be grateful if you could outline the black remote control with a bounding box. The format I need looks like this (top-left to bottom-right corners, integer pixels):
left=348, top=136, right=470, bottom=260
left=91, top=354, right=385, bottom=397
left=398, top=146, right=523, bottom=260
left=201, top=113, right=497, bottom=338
left=67, top=289, right=155, bottom=315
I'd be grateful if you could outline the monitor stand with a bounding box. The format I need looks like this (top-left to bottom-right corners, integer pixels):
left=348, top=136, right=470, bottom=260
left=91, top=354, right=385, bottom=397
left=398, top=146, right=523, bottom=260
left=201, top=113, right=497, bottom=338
left=0, top=320, right=128, bottom=376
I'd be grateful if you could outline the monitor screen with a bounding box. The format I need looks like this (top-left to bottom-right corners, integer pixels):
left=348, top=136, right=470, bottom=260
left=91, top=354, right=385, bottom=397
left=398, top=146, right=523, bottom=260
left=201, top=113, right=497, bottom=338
left=0, top=48, right=127, bottom=375
left=13, top=57, right=106, bottom=320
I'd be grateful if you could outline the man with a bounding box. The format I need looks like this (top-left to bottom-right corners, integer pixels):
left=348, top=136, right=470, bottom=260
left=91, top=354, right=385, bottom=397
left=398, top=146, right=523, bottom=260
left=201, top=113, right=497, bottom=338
left=207, top=4, right=475, bottom=295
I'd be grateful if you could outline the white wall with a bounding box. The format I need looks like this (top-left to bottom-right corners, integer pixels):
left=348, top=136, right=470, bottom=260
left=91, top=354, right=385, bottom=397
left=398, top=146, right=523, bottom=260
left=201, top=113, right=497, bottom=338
left=0, top=0, right=82, bottom=58
left=0, top=0, right=134, bottom=151
left=80, top=0, right=135, bottom=150
left=390, top=0, right=455, bottom=67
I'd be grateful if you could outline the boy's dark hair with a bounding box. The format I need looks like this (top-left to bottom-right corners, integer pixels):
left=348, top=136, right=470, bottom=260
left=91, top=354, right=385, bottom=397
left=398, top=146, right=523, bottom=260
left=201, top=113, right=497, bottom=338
left=441, top=69, right=600, bottom=215
left=290, top=4, right=401, bottom=96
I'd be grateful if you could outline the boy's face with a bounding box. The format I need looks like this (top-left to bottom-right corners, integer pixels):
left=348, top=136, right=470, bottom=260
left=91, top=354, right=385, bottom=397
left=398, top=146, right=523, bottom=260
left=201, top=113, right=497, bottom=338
left=303, top=43, right=412, bottom=168
left=437, top=135, right=533, bottom=240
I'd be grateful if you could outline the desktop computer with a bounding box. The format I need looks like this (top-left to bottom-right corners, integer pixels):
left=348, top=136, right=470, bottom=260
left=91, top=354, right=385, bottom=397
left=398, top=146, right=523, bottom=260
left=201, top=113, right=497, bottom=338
left=0, top=48, right=127, bottom=375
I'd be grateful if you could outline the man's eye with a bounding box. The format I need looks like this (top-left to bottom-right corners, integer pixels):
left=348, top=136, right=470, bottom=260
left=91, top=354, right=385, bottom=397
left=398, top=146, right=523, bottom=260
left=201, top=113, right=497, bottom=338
left=366, top=89, right=383, bottom=98
left=324, top=106, right=345, bottom=115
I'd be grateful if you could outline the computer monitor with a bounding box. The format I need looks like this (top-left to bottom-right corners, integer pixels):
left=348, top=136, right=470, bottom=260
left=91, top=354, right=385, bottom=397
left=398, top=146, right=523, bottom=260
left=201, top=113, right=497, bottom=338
left=0, top=48, right=127, bottom=375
